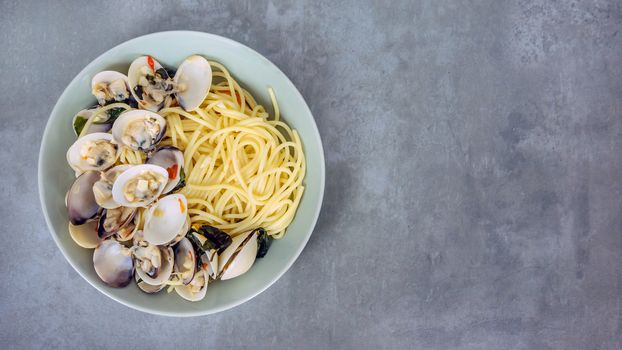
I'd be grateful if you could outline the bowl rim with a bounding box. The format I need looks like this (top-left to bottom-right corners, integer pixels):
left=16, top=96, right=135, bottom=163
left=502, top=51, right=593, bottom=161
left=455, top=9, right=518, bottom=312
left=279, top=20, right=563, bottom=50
left=37, top=30, right=325, bottom=317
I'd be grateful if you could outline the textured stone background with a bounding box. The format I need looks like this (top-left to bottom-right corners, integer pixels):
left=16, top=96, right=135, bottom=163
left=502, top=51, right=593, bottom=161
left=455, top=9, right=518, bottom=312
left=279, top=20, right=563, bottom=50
left=1, top=0, right=621, bottom=349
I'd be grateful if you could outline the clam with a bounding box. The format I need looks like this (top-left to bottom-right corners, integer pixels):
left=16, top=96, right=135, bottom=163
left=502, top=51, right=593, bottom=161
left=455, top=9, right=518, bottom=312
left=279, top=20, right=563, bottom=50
left=66, top=132, right=119, bottom=176
left=92, top=165, right=132, bottom=209
left=218, top=230, right=259, bottom=280
left=175, top=269, right=208, bottom=302
left=146, top=146, right=185, bottom=193
left=174, top=55, right=212, bottom=111
left=93, top=239, right=134, bottom=288
left=135, top=274, right=165, bottom=294
left=132, top=242, right=174, bottom=286
left=68, top=221, right=101, bottom=249
left=173, top=238, right=196, bottom=285
left=169, top=217, right=190, bottom=245
left=128, top=56, right=176, bottom=112
left=97, top=206, right=137, bottom=239
left=186, top=225, right=233, bottom=279
left=111, top=110, right=167, bottom=152
left=111, top=164, right=168, bottom=207
left=91, top=71, right=131, bottom=105
left=116, top=208, right=141, bottom=242
left=200, top=250, right=219, bottom=280
left=67, top=171, right=101, bottom=225
left=142, top=194, right=189, bottom=245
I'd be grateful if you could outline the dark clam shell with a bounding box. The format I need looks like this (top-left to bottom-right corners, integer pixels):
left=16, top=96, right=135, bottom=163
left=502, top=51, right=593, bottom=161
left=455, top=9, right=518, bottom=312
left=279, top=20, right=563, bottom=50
left=67, top=171, right=101, bottom=225
left=97, top=207, right=137, bottom=239
left=93, top=239, right=134, bottom=288
left=173, top=237, right=196, bottom=285
left=146, top=146, right=184, bottom=193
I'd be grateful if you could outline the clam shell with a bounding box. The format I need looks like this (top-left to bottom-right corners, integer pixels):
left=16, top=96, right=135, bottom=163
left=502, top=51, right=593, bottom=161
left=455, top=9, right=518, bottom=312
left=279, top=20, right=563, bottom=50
left=175, top=269, right=208, bottom=302
left=135, top=246, right=174, bottom=286
left=66, top=132, right=119, bottom=176
left=91, top=71, right=131, bottom=105
left=67, top=171, right=101, bottom=225
left=218, top=230, right=258, bottom=281
left=68, top=221, right=101, bottom=249
left=111, top=110, right=167, bottom=152
left=174, top=55, right=212, bottom=111
left=97, top=207, right=137, bottom=239
left=111, top=164, right=168, bottom=207
left=146, top=146, right=184, bottom=193
left=93, top=239, right=134, bottom=288
left=93, top=165, right=132, bottom=209
left=200, top=250, right=219, bottom=280
left=135, top=274, right=165, bottom=294
left=128, top=56, right=167, bottom=112
left=173, top=237, right=196, bottom=285
left=143, top=194, right=188, bottom=245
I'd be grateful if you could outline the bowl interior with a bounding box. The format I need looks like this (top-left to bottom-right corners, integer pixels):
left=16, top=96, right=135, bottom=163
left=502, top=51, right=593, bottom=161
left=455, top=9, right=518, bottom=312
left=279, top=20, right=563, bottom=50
left=38, top=31, right=324, bottom=316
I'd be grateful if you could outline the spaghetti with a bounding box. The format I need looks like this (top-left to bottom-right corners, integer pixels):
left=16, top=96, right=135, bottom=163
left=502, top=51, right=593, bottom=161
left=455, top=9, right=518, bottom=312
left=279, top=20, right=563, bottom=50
left=148, top=61, right=306, bottom=239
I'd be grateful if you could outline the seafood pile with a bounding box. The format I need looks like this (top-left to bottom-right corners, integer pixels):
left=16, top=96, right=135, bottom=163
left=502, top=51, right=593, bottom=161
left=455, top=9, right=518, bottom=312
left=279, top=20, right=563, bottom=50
left=65, top=55, right=271, bottom=301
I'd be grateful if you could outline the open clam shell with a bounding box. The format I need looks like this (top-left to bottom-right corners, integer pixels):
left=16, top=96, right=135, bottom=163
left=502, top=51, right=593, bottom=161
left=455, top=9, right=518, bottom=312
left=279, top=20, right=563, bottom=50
left=97, top=207, right=137, bottom=239
left=134, top=245, right=174, bottom=286
left=93, top=239, right=134, bottom=288
left=128, top=56, right=175, bottom=112
left=135, top=274, right=165, bottom=294
left=66, top=132, right=119, bottom=176
left=116, top=208, right=141, bottom=242
left=93, top=165, right=132, bottom=209
left=175, top=269, right=208, bottom=302
left=111, top=164, right=168, bottom=207
left=91, top=71, right=131, bottom=106
left=111, top=110, right=167, bottom=152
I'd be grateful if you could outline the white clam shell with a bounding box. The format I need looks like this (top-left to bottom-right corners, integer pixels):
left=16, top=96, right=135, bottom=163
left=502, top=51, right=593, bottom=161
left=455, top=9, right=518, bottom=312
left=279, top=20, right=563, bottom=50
left=66, top=132, right=119, bottom=177
left=135, top=246, right=174, bottom=286
left=128, top=56, right=165, bottom=112
left=174, top=55, right=212, bottom=111
left=111, top=164, right=168, bottom=207
left=111, top=109, right=167, bottom=151
left=175, top=269, right=208, bottom=302
left=135, top=273, right=165, bottom=294
left=68, top=221, right=101, bottom=249
left=91, top=71, right=131, bottom=105
left=218, top=230, right=258, bottom=280
left=201, top=250, right=219, bottom=280
left=93, top=165, right=132, bottom=209
left=143, top=194, right=189, bottom=245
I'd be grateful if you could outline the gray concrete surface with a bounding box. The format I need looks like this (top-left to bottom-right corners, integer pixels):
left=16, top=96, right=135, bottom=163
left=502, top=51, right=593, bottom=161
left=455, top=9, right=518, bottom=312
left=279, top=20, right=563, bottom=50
left=1, top=0, right=621, bottom=349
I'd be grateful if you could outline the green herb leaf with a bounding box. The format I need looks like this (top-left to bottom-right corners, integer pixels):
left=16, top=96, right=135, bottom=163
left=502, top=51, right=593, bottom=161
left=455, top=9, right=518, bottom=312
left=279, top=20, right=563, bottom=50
left=199, top=225, right=232, bottom=252
left=186, top=225, right=233, bottom=255
left=255, top=228, right=271, bottom=258
left=73, top=115, right=88, bottom=135
left=186, top=230, right=208, bottom=256
left=94, top=107, right=125, bottom=124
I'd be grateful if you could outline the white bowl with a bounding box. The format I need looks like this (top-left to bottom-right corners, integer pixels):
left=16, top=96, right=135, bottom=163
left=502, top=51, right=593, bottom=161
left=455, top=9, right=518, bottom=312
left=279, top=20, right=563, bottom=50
left=38, top=31, right=325, bottom=316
